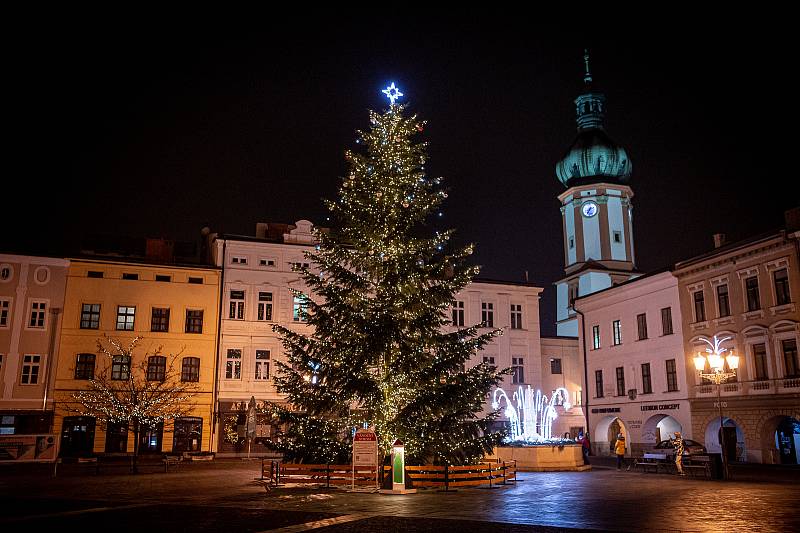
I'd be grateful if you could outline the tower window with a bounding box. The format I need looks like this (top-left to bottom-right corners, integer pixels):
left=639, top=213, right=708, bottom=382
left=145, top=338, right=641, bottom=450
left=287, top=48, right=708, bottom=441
left=613, top=231, right=622, bottom=244
left=568, top=237, right=575, bottom=249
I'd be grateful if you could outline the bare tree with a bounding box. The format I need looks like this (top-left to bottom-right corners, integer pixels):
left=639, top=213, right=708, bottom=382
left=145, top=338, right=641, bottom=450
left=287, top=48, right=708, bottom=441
left=65, top=336, right=199, bottom=473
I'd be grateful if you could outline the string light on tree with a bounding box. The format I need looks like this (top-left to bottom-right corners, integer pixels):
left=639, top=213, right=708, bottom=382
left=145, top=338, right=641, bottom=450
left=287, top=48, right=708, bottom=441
left=264, top=86, right=506, bottom=466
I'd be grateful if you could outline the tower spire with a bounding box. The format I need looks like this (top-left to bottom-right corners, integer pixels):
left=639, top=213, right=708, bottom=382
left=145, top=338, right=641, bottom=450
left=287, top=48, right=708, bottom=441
left=583, top=49, right=592, bottom=84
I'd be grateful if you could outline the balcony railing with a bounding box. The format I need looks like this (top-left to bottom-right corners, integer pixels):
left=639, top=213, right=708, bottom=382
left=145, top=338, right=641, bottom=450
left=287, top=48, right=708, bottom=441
left=695, top=377, right=800, bottom=397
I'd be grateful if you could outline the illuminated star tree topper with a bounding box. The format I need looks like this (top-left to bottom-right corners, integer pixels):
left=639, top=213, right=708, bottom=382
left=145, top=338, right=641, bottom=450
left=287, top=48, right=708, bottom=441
left=382, top=82, right=403, bottom=105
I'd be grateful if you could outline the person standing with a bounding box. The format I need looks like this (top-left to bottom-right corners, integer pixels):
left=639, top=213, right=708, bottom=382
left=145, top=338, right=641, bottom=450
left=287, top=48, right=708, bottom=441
left=614, top=433, right=626, bottom=470
left=579, top=431, right=591, bottom=465
left=673, top=431, right=686, bottom=476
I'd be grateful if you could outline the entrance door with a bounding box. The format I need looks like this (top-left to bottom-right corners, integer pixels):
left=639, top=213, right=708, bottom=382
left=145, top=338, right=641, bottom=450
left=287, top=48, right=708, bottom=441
left=138, top=422, right=163, bottom=454
left=776, top=418, right=800, bottom=465
left=60, top=416, right=96, bottom=457
left=721, top=426, right=738, bottom=461
left=172, top=417, right=202, bottom=453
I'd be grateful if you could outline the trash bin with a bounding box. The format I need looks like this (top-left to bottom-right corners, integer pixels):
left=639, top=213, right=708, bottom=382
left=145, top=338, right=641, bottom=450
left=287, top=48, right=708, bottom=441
left=706, top=453, right=724, bottom=480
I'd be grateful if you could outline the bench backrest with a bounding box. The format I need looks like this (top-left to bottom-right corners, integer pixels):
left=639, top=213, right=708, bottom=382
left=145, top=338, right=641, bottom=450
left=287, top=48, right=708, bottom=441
left=689, top=455, right=710, bottom=462
left=642, top=453, right=667, bottom=460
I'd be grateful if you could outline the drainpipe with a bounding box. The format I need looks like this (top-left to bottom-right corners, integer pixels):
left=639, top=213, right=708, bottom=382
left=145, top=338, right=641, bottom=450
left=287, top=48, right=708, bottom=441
left=573, top=306, right=590, bottom=439
left=209, top=237, right=225, bottom=454
left=42, top=308, right=61, bottom=412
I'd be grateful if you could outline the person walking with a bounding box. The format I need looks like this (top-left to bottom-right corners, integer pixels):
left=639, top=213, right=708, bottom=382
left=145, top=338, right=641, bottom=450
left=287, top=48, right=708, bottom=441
left=614, top=433, right=626, bottom=470
left=673, top=431, right=686, bottom=476
left=579, top=431, right=591, bottom=465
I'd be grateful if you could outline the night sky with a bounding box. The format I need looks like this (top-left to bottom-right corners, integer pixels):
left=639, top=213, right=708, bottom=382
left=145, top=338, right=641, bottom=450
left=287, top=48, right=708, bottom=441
left=6, top=17, right=795, bottom=336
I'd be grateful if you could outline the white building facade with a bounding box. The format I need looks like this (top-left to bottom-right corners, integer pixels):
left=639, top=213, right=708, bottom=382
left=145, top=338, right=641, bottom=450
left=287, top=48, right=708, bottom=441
left=574, top=270, right=691, bottom=456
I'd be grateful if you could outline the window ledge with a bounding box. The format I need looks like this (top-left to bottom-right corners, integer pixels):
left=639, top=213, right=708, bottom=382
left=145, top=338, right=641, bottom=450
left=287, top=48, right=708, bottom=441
left=742, top=309, right=765, bottom=321
left=690, top=321, right=709, bottom=332
left=713, top=316, right=735, bottom=327
left=770, top=303, right=795, bottom=316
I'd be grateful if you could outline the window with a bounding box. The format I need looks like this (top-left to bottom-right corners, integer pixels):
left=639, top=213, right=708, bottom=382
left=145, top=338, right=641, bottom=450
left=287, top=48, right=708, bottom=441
left=87, top=271, right=104, bottom=278
left=511, top=357, right=524, bottom=384
left=666, top=359, right=678, bottom=392
left=80, top=303, right=101, bottom=329
left=188, top=277, right=203, bottom=284
left=595, top=370, right=604, bottom=398
left=568, top=236, right=574, bottom=249
left=717, top=284, right=730, bottom=317
left=259, top=259, right=276, bottom=267
left=293, top=295, right=309, bottom=322
left=636, top=313, right=648, bottom=340
left=0, top=414, right=14, bottom=435
left=753, top=343, right=768, bottom=380
left=592, top=325, right=600, bottom=349
left=226, top=349, right=242, bottom=379
left=229, top=290, right=245, bottom=320
left=122, top=273, right=139, bottom=280
left=615, top=367, right=625, bottom=396
left=255, top=350, right=270, bottom=380
left=774, top=269, right=791, bottom=306
left=21, top=355, right=41, bottom=384
left=146, top=356, right=166, bottom=381
left=151, top=308, right=170, bottom=332
left=0, top=265, right=12, bottom=281
left=232, top=256, right=248, bottom=265
left=292, top=262, right=310, bottom=270
left=111, top=356, right=131, bottom=380
left=481, top=302, right=494, bottom=328
left=116, top=306, right=135, bottom=331
left=641, top=363, right=652, bottom=394
left=612, top=320, right=622, bottom=345
left=0, top=299, right=10, bottom=328
left=155, top=275, right=171, bottom=282
left=568, top=284, right=578, bottom=307
left=452, top=301, right=465, bottom=327
left=613, top=231, right=622, bottom=243
left=510, top=304, right=523, bottom=329
left=745, top=276, right=761, bottom=311
left=181, top=357, right=200, bottom=382
left=783, top=339, right=799, bottom=378
left=185, top=309, right=203, bottom=333
left=693, top=290, right=706, bottom=322
left=28, top=301, right=46, bottom=328
left=482, top=355, right=495, bottom=366
left=661, top=307, right=673, bottom=336
left=550, top=358, right=562, bottom=374
left=74, top=353, right=95, bottom=380
left=257, top=292, right=273, bottom=321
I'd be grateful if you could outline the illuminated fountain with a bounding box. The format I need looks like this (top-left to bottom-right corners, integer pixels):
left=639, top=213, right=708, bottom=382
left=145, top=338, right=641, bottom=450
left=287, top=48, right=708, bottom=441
left=491, top=386, right=572, bottom=443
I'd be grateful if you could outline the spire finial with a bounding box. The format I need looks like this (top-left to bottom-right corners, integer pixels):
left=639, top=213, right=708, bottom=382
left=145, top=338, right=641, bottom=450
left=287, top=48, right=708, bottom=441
left=583, top=49, right=592, bottom=84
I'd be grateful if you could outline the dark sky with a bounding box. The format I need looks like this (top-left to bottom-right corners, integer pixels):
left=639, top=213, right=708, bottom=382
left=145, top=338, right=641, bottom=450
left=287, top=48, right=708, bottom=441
left=6, top=16, right=795, bottom=336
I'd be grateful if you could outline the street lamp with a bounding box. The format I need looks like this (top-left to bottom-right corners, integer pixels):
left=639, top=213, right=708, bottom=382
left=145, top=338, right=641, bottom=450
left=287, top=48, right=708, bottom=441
left=693, top=335, right=739, bottom=479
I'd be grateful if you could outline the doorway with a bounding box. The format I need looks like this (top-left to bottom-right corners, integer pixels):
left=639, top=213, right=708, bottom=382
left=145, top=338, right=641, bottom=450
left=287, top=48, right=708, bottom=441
left=138, top=422, right=163, bottom=454
left=775, top=417, right=800, bottom=465
left=60, top=416, right=96, bottom=457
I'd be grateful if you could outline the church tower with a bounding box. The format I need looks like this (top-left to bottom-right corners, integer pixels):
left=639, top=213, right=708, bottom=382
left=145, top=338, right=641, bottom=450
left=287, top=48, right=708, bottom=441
left=555, top=52, right=640, bottom=336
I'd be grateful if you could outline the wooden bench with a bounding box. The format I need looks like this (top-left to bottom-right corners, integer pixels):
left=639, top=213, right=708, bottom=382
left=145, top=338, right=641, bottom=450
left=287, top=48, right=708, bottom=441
left=682, top=455, right=712, bottom=478
left=162, top=455, right=182, bottom=473
left=633, top=453, right=670, bottom=473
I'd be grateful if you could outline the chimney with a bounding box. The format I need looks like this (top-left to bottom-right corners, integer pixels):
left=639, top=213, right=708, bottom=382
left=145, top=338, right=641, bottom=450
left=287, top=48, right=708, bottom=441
left=145, top=238, right=175, bottom=263
left=785, top=207, right=800, bottom=232
left=713, top=233, right=726, bottom=249
left=256, top=223, right=268, bottom=239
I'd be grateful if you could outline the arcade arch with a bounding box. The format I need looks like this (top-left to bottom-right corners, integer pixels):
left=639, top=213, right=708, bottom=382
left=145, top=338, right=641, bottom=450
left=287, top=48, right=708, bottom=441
left=594, top=415, right=628, bottom=456
left=641, top=414, right=682, bottom=447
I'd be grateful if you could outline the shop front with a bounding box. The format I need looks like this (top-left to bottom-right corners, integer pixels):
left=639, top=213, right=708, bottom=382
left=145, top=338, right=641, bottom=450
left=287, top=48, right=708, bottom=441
left=216, top=399, right=282, bottom=456
left=590, top=401, right=692, bottom=456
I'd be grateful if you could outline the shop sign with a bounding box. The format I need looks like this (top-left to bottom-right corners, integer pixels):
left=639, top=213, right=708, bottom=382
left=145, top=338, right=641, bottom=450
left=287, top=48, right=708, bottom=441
left=591, top=407, right=621, bottom=414
left=640, top=403, right=680, bottom=411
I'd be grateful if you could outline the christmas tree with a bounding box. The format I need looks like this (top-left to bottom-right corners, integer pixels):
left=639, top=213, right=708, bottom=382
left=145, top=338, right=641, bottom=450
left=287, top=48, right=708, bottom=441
left=268, top=85, right=507, bottom=465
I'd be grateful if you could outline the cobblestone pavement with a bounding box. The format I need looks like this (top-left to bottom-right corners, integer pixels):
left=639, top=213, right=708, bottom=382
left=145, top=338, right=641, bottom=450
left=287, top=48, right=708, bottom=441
left=1, top=460, right=797, bottom=532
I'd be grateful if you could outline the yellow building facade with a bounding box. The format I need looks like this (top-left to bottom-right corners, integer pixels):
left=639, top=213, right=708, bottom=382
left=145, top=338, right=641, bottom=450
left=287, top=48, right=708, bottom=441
left=53, top=257, right=220, bottom=457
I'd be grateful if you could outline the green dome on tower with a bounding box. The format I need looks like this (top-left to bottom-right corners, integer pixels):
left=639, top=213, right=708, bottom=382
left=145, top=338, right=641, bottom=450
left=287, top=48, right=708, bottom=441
left=555, top=51, right=632, bottom=188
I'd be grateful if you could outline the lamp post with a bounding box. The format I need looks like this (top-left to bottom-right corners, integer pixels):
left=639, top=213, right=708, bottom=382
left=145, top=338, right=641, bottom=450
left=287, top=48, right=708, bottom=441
left=693, top=335, right=739, bottom=479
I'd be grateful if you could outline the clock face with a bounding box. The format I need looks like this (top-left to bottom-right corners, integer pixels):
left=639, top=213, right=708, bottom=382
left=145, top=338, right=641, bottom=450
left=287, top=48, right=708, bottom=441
left=582, top=201, right=598, bottom=218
